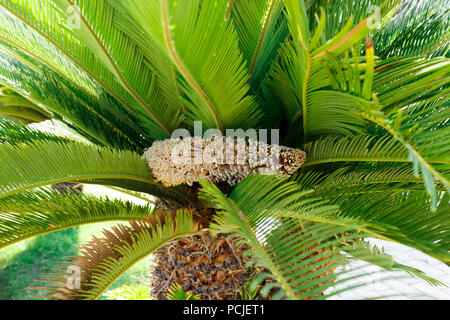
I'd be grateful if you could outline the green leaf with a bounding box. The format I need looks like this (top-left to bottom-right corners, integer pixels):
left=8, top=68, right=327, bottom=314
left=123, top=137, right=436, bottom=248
left=199, top=175, right=410, bottom=299
left=30, top=209, right=197, bottom=300
left=374, top=57, right=450, bottom=112
left=0, top=51, right=143, bottom=150
left=0, top=0, right=176, bottom=138
left=103, top=285, right=151, bottom=300
left=307, top=0, right=392, bottom=41
left=167, top=283, right=201, bottom=300
left=303, top=89, right=370, bottom=137
left=67, top=0, right=183, bottom=136
left=0, top=188, right=154, bottom=249
left=362, top=38, right=375, bottom=100
left=127, top=0, right=262, bottom=131
left=0, top=86, right=51, bottom=123
left=374, top=0, right=450, bottom=58
left=0, top=140, right=187, bottom=204
left=230, top=0, right=288, bottom=90
left=269, top=0, right=403, bottom=143
left=343, top=241, right=444, bottom=286
left=350, top=98, right=449, bottom=210
left=296, top=169, right=450, bottom=261
left=0, top=119, right=71, bottom=145
left=303, top=134, right=409, bottom=167
left=284, top=0, right=310, bottom=50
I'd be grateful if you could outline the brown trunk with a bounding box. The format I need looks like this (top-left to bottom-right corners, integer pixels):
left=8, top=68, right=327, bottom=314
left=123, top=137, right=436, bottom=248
left=150, top=234, right=252, bottom=300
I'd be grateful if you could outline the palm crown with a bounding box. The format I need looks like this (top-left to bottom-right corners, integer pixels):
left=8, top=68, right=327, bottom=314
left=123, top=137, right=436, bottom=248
left=0, top=0, right=448, bottom=300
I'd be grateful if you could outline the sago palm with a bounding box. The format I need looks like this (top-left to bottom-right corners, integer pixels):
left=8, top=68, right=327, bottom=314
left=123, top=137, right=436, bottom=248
left=0, top=0, right=448, bottom=300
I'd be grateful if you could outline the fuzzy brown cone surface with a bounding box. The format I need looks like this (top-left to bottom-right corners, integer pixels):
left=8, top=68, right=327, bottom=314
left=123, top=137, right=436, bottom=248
left=144, top=136, right=306, bottom=186
left=150, top=235, right=252, bottom=300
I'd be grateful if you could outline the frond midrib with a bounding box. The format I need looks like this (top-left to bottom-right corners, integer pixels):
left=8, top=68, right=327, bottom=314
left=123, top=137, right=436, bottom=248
left=160, top=0, right=223, bottom=132
left=0, top=173, right=154, bottom=199
left=303, top=157, right=449, bottom=167
left=248, top=0, right=277, bottom=79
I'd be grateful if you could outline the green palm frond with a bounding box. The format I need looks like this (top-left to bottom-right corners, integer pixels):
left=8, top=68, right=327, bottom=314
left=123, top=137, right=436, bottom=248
left=374, top=57, right=450, bottom=112
left=237, top=281, right=261, bottom=300
left=271, top=1, right=449, bottom=149
left=206, top=174, right=449, bottom=259
left=374, top=0, right=450, bottom=58
left=0, top=52, right=143, bottom=150
left=293, top=169, right=450, bottom=261
left=339, top=191, right=449, bottom=260
left=349, top=97, right=449, bottom=210
left=0, top=38, right=44, bottom=75
left=103, top=285, right=151, bottom=300
left=0, top=0, right=448, bottom=301
left=286, top=52, right=450, bottom=208
left=0, top=0, right=176, bottom=138
left=67, top=0, right=184, bottom=136
left=307, top=0, right=390, bottom=40
left=199, top=176, right=424, bottom=299
left=0, top=119, right=71, bottom=145
left=269, top=0, right=399, bottom=142
left=342, top=241, right=444, bottom=286
left=166, top=283, right=201, bottom=300
left=303, top=135, right=408, bottom=167
left=126, top=0, right=262, bottom=131
left=0, top=36, right=151, bottom=147
left=0, top=4, right=98, bottom=98
left=0, top=6, right=154, bottom=140
left=30, top=209, right=198, bottom=300
left=307, top=0, right=403, bottom=39
left=293, top=166, right=429, bottom=194
left=0, top=188, right=154, bottom=249
left=105, top=0, right=186, bottom=127
left=230, top=0, right=288, bottom=90
left=0, top=140, right=189, bottom=204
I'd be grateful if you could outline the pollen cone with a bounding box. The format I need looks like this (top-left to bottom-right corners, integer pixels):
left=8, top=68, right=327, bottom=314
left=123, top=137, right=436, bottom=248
left=144, top=136, right=306, bottom=187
